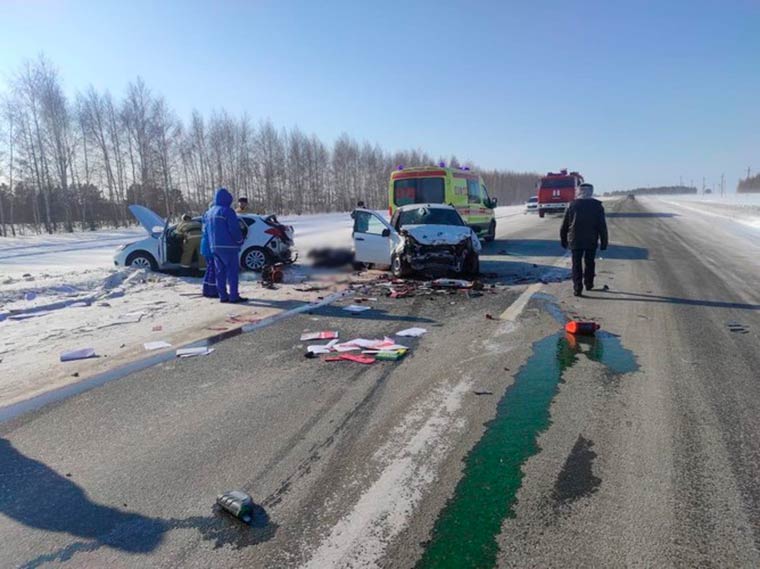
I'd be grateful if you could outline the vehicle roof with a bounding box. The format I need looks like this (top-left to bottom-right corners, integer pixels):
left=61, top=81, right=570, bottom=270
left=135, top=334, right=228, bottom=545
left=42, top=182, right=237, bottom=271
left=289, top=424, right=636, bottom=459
left=390, top=166, right=480, bottom=176
left=395, top=203, right=458, bottom=212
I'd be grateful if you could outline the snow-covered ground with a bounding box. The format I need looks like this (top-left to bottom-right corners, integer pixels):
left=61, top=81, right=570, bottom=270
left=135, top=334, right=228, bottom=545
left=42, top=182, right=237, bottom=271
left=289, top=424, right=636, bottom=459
left=0, top=206, right=524, bottom=407
left=0, top=210, right=362, bottom=407
left=656, top=193, right=760, bottom=230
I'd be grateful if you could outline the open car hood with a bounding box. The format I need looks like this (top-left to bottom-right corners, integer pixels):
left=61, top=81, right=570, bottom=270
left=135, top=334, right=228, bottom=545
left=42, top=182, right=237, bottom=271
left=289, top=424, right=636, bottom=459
left=401, top=224, right=472, bottom=246
left=128, top=205, right=166, bottom=236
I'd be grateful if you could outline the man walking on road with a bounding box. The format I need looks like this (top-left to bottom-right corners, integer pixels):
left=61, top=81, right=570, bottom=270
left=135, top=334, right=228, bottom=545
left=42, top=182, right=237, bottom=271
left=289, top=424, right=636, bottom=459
left=206, top=188, right=247, bottom=303
left=560, top=183, right=608, bottom=297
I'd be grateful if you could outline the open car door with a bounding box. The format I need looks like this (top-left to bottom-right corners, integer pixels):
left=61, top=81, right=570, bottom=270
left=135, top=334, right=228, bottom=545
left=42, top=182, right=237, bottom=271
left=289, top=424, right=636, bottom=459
left=352, top=209, right=396, bottom=266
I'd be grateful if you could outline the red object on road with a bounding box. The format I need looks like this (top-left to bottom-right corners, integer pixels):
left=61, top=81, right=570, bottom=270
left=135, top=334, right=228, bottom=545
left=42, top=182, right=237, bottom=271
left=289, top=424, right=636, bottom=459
left=565, top=320, right=600, bottom=335
left=324, top=354, right=376, bottom=364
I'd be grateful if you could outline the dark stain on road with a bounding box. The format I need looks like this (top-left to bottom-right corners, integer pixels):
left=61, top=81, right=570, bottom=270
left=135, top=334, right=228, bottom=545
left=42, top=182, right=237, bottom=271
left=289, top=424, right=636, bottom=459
left=552, top=435, right=601, bottom=510
left=416, top=329, right=638, bottom=569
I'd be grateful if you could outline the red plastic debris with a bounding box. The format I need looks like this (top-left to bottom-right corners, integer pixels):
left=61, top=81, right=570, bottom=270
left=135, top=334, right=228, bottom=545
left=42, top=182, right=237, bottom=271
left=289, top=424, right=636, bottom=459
left=564, top=320, right=600, bottom=335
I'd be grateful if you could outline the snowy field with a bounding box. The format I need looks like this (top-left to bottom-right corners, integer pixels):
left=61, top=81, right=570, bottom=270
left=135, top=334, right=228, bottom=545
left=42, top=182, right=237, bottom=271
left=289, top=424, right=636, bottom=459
left=0, top=204, right=555, bottom=406
left=0, top=210, right=363, bottom=407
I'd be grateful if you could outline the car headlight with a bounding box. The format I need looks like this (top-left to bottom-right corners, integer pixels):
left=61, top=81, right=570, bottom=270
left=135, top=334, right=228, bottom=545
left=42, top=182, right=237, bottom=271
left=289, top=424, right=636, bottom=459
left=116, top=244, right=128, bottom=251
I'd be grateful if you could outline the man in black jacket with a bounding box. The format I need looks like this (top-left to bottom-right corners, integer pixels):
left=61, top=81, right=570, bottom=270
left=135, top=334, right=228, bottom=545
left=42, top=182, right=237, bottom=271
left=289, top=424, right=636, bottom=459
left=560, top=183, right=608, bottom=297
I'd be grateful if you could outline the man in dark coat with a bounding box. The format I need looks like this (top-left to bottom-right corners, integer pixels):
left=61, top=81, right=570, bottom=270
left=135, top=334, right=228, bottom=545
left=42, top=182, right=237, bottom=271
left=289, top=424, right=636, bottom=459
left=560, top=183, right=608, bottom=297
left=206, top=188, right=246, bottom=303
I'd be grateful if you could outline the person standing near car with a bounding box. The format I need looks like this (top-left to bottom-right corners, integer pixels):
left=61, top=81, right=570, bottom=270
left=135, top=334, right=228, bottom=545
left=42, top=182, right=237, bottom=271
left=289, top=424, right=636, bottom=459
left=236, top=196, right=250, bottom=214
left=206, top=188, right=246, bottom=303
left=200, top=206, right=217, bottom=298
left=560, top=183, right=608, bottom=297
left=174, top=214, right=203, bottom=276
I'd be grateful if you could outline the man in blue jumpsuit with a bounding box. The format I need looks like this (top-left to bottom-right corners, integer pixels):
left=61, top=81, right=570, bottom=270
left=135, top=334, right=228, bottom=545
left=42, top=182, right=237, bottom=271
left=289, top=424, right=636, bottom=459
left=206, top=188, right=247, bottom=303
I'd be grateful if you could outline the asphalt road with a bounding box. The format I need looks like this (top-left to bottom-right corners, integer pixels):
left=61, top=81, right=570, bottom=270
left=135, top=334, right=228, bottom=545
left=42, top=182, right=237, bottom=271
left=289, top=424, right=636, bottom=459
left=2, top=199, right=760, bottom=568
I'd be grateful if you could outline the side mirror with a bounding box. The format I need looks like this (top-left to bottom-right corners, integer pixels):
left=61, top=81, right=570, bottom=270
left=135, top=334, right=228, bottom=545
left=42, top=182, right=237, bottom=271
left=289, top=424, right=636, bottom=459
left=151, top=225, right=164, bottom=234
left=381, top=228, right=391, bottom=237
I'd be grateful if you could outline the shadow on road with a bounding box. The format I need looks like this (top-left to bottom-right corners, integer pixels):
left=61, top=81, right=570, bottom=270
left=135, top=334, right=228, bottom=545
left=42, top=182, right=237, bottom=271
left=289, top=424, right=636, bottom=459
left=588, top=290, right=760, bottom=311
left=479, top=260, right=571, bottom=286
left=0, top=438, right=277, bottom=568
left=487, top=239, right=649, bottom=260
left=606, top=212, right=678, bottom=218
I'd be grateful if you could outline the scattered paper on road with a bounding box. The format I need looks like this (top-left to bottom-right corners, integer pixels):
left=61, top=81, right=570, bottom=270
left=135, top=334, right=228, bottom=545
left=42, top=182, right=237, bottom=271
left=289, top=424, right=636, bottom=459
left=60, top=347, right=96, bottom=362
left=176, top=347, right=214, bottom=358
left=300, top=330, right=339, bottom=341
left=144, top=341, right=172, bottom=351
left=396, top=327, right=427, bottom=337
left=343, top=304, right=371, bottom=313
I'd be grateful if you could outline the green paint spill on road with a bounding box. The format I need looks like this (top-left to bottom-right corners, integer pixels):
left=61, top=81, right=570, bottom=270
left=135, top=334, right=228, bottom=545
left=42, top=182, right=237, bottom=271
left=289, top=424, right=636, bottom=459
left=416, top=331, right=638, bottom=569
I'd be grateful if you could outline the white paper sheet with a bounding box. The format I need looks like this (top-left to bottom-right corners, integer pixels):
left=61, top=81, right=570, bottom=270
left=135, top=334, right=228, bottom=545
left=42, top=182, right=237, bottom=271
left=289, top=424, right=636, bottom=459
left=396, top=327, right=427, bottom=337
left=144, top=341, right=172, bottom=351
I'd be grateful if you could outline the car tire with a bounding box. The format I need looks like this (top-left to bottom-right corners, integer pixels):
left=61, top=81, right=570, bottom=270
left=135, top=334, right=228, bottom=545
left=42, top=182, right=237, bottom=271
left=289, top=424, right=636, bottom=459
left=126, top=251, right=158, bottom=271
left=391, top=254, right=409, bottom=278
left=484, top=221, right=496, bottom=242
left=242, top=246, right=273, bottom=272
left=538, top=210, right=545, bottom=218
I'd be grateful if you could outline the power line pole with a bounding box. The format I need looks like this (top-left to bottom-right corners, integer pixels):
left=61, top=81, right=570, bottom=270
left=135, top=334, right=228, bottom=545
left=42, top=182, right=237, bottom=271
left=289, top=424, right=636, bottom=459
left=721, top=173, right=725, bottom=197
left=702, top=176, right=706, bottom=194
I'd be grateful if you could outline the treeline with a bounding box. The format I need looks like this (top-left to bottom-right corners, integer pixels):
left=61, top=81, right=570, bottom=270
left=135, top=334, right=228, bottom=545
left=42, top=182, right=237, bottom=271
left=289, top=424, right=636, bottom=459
left=605, top=186, right=698, bottom=196
left=737, top=174, right=760, bottom=193
left=0, top=55, right=539, bottom=236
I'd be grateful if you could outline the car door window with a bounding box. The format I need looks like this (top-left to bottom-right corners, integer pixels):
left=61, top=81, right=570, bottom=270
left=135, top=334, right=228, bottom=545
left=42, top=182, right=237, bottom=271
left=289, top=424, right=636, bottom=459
left=467, top=179, right=481, bottom=204
left=354, top=211, right=386, bottom=235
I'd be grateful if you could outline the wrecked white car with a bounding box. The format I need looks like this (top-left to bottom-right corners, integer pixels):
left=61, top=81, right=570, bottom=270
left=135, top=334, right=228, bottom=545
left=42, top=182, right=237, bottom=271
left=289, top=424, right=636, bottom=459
left=352, top=204, right=481, bottom=277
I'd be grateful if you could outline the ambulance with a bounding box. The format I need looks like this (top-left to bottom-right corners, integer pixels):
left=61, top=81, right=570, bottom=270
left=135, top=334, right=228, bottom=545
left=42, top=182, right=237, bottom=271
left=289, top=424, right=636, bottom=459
left=388, top=165, right=498, bottom=241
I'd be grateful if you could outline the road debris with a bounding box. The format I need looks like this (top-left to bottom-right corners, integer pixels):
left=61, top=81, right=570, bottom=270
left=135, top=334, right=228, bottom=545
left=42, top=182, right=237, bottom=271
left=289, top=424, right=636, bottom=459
left=565, top=320, right=600, bottom=335
left=60, top=348, right=96, bottom=362
left=343, top=304, right=371, bottom=313
left=324, top=353, right=376, bottom=364
left=176, top=347, right=214, bottom=358
left=374, top=350, right=407, bottom=361
left=300, top=331, right=339, bottom=341
left=216, top=490, right=254, bottom=524
left=431, top=278, right=472, bottom=289
left=396, top=327, right=427, bottom=337
left=143, top=340, right=172, bottom=351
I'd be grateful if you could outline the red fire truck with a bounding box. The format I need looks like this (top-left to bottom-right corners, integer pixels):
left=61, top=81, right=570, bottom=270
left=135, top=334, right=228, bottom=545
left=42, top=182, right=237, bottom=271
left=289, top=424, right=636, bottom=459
left=537, top=169, right=584, bottom=218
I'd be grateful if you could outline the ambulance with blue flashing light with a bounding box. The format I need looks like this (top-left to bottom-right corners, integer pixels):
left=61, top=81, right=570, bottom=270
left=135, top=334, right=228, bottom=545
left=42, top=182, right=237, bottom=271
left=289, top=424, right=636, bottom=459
left=388, top=164, right=498, bottom=241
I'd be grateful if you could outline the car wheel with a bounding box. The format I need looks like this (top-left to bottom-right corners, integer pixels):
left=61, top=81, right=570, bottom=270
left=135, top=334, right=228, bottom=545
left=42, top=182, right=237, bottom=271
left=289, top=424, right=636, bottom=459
left=126, top=251, right=158, bottom=271
left=242, top=246, right=273, bottom=272
left=484, top=221, right=496, bottom=242
left=391, top=254, right=409, bottom=278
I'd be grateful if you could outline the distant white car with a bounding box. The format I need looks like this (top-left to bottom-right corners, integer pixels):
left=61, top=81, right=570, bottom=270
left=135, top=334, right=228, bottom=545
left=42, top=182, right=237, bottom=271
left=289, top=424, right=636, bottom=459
left=352, top=203, right=481, bottom=277
left=114, top=205, right=294, bottom=272
left=525, top=196, right=538, bottom=213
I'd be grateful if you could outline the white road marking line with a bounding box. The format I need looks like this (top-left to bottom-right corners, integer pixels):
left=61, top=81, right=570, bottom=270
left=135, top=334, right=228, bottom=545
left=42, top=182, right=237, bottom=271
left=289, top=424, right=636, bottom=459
left=499, top=252, right=570, bottom=321
left=300, top=380, right=472, bottom=569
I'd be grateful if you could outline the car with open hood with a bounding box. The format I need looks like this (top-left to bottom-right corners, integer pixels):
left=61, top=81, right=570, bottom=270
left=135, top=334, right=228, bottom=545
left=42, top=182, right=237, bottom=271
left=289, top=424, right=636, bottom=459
left=352, top=204, right=481, bottom=277
left=114, top=205, right=294, bottom=272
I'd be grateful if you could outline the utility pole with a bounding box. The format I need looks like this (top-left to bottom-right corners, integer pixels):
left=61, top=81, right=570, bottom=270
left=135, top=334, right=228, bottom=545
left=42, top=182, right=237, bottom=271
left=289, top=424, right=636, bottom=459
left=679, top=175, right=683, bottom=187
left=721, top=173, right=725, bottom=197
left=748, top=167, right=752, bottom=180
left=702, top=176, right=706, bottom=194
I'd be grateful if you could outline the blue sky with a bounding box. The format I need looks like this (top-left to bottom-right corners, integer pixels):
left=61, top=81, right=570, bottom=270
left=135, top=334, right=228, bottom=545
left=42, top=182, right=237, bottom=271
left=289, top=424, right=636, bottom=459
left=1, top=0, right=758, bottom=191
